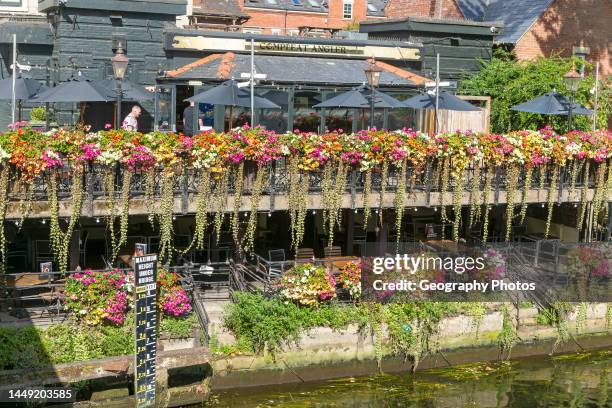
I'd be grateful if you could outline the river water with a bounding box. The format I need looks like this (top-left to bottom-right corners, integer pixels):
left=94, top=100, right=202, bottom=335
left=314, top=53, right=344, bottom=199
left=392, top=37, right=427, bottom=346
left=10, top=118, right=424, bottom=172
left=205, top=350, right=611, bottom=407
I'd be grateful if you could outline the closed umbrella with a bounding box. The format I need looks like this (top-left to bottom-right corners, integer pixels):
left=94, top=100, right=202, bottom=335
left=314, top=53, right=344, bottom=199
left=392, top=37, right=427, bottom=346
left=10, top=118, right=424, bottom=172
left=402, top=90, right=480, bottom=111
left=186, top=80, right=280, bottom=128
left=93, top=79, right=154, bottom=102
left=313, top=86, right=404, bottom=109
left=0, top=74, right=48, bottom=121
left=511, top=92, right=592, bottom=115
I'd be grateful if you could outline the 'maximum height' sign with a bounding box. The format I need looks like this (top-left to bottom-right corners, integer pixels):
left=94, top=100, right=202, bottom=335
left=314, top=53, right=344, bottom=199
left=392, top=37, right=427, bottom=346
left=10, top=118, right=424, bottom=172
left=134, top=254, right=158, bottom=408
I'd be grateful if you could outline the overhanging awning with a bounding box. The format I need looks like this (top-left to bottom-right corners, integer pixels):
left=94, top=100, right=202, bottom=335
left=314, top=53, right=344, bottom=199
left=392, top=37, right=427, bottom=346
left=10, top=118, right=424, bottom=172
left=164, top=52, right=430, bottom=87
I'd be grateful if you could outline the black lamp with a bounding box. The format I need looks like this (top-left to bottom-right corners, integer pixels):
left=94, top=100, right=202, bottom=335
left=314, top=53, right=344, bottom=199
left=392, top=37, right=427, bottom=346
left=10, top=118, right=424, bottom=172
left=111, top=43, right=129, bottom=129
left=364, top=57, right=382, bottom=129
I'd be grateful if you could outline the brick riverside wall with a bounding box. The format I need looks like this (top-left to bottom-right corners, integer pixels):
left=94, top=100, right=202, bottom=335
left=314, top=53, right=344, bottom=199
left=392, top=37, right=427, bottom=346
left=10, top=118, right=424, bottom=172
left=242, top=0, right=377, bottom=34
left=513, top=0, right=611, bottom=76
left=384, top=0, right=464, bottom=20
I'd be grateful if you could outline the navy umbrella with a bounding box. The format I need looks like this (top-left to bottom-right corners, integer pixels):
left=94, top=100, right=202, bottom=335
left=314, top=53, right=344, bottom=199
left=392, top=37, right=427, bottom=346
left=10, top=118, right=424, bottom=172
left=186, top=80, right=280, bottom=128
left=511, top=92, right=592, bottom=115
left=93, top=79, right=154, bottom=102
left=30, top=76, right=112, bottom=103
left=402, top=90, right=480, bottom=111
left=313, top=86, right=404, bottom=109
left=0, top=74, right=48, bottom=101
left=186, top=80, right=280, bottom=109
left=0, top=74, right=49, bottom=121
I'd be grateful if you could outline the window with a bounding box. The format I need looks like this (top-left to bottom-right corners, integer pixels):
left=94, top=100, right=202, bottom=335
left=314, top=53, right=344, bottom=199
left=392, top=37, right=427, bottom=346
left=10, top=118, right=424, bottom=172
left=271, top=28, right=281, bottom=35
left=292, top=0, right=302, bottom=5
left=243, top=27, right=262, bottom=34
left=307, top=0, right=320, bottom=6
left=0, top=0, right=24, bottom=7
left=288, top=29, right=299, bottom=37
left=367, top=3, right=377, bottom=12
left=343, top=2, right=353, bottom=19
left=264, top=0, right=278, bottom=4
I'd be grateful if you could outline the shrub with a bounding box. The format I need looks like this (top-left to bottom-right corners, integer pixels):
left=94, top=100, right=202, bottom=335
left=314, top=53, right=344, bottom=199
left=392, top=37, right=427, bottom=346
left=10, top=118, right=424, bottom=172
left=223, top=292, right=370, bottom=354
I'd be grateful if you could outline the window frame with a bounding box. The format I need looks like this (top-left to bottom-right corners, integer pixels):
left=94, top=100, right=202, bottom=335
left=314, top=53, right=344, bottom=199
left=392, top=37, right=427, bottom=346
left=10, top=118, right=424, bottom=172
left=342, top=1, right=353, bottom=19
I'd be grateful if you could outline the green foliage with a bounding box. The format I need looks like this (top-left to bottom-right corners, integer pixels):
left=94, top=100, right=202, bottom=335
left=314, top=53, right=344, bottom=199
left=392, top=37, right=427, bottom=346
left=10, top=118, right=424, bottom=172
left=223, top=292, right=369, bottom=355
left=160, top=313, right=198, bottom=338
left=0, top=313, right=196, bottom=370
left=383, top=302, right=456, bottom=369
left=497, top=305, right=518, bottom=359
left=29, top=106, right=46, bottom=122
left=0, top=326, right=52, bottom=370
left=459, top=50, right=611, bottom=133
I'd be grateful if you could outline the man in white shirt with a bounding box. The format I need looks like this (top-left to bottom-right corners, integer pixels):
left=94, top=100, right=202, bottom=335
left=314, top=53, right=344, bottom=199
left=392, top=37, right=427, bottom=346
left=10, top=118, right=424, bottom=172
left=122, top=105, right=141, bottom=131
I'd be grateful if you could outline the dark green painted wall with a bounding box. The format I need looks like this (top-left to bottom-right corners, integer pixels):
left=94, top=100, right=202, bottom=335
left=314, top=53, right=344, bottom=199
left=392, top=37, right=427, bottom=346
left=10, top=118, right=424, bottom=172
left=361, top=29, right=494, bottom=83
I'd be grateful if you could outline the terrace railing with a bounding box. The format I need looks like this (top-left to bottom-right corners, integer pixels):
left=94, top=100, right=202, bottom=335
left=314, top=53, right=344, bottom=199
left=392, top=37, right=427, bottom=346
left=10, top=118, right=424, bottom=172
left=6, top=160, right=594, bottom=208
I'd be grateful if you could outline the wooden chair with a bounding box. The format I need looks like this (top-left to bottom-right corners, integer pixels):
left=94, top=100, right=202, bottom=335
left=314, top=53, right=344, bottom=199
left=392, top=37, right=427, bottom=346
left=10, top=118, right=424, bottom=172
left=323, top=246, right=342, bottom=258
left=295, top=248, right=315, bottom=262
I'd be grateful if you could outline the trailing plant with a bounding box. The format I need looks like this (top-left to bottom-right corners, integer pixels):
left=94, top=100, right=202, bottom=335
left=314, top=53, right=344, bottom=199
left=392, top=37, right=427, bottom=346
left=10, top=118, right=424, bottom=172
left=0, top=167, right=9, bottom=265
left=245, top=165, right=267, bottom=253
left=288, top=159, right=310, bottom=250
left=394, top=160, right=407, bottom=248
left=363, top=168, right=372, bottom=230
left=505, top=164, right=519, bottom=241
left=185, top=170, right=211, bottom=252
left=518, top=167, right=533, bottom=225
left=497, top=305, right=518, bottom=360
left=545, top=165, right=559, bottom=238
left=230, top=162, right=245, bottom=250
left=158, top=171, right=175, bottom=262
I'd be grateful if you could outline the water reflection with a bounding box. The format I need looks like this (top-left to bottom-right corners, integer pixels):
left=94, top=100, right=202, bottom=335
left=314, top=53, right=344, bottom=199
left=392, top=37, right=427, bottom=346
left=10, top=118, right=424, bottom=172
left=205, top=350, right=610, bottom=407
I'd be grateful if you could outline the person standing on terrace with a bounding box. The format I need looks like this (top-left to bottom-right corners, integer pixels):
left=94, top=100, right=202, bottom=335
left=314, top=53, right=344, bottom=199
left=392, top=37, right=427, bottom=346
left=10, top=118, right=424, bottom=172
left=122, top=105, right=141, bottom=131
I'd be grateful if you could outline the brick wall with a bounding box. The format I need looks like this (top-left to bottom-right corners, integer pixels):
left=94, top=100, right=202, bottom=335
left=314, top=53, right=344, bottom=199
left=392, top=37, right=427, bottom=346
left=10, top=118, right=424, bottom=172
left=384, top=0, right=464, bottom=20
left=514, top=0, right=611, bottom=76
left=243, top=0, right=375, bottom=34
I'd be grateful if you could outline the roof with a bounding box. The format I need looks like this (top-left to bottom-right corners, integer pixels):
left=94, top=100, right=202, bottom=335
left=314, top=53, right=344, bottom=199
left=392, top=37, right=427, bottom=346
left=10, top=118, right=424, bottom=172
left=456, top=0, right=554, bottom=43
left=242, top=0, right=387, bottom=17
left=360, top=15, right=503, bottom=36
left=165, top=52, right=430, bottom=87
left=192, top=0, right=247, bottom=18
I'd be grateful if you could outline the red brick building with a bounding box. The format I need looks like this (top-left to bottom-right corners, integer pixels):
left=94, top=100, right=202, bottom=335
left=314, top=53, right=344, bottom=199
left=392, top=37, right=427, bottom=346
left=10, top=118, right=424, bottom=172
left=457, top=0, right=611, bottom=75
left=188, top=0, right=467, bottom=35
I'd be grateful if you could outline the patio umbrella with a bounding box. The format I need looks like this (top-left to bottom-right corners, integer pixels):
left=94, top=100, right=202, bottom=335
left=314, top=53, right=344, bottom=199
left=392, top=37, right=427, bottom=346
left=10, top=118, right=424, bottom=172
left=29, top=75, right=112, bottom=124
left=186, top=80, right=280, bottom=128
left=0, top=74, right=48, bottom=101
left=93, top=79, right=154, bottom=102
left=402, top=90, right=480, bottom=111
left=30, top=76, right=112, bottom=103
left=0, top=75, right=48, bottom=121
left=313, top=86, right=404, bottom=109
left=511, top=92, right=592, bottom=115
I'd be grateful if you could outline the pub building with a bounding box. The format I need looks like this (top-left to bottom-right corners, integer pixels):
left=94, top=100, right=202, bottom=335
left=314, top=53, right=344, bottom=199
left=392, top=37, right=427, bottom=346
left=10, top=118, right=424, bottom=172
left=8, top=0, right=585, bottom=275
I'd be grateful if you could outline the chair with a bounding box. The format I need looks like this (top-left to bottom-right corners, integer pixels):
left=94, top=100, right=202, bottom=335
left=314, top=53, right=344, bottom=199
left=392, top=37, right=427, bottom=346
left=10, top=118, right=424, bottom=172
left=295, top=248, right=315, bottom=262
left=268, top=249, right=286, bottom=279
left=268, top=249, right=285, bottom=262
left=323, top=246, right=342, bottom=258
